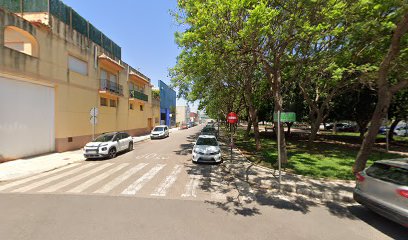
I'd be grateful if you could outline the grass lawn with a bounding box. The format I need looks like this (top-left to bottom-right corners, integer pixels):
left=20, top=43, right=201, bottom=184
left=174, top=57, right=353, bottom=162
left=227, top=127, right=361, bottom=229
left=232, top=129, right=405, bottom=180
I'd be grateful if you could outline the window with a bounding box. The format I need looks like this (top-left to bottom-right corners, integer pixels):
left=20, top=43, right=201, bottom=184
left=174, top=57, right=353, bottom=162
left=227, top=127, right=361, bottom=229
left=68, top=56, right=88, bottom=75
left=140, top=105, right=144, bottom=111
left=100, top=97, right=108, bottom=106
left=110, top=99, right=117, bottom=108
left=129, top=103, right=134, bottom=110
left=366, top=163, right=408, bottom=185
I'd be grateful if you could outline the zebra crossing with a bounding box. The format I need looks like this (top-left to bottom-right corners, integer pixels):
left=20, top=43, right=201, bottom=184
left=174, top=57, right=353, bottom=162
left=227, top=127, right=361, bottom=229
left=0, top=162, right=256, bottom=202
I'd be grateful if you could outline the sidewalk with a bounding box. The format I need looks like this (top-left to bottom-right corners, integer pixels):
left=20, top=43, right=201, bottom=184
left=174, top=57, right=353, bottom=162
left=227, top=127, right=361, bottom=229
left=0, top=129, right=180, bottom=182
left=218, top=134, right=355, bottom=203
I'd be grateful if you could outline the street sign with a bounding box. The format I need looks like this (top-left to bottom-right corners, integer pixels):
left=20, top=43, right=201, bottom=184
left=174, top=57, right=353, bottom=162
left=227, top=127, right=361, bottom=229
left=274, top=112, right=296, bottom=122
left=90, top=107, right=99, bottom=117
left=227, top=112, right=238, bottom=124
left=90, top=116, right=98, bottom=125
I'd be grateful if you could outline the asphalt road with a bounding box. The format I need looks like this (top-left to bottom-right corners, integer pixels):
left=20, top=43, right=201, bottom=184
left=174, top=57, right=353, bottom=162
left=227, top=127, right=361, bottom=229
left=0, top=126, right=406, bottom=240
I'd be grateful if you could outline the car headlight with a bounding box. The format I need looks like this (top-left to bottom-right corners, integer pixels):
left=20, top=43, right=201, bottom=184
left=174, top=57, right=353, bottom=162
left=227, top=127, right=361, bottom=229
left=100, top=147, right=107, bottom=151
left=214, top=150, right=220, bottom=154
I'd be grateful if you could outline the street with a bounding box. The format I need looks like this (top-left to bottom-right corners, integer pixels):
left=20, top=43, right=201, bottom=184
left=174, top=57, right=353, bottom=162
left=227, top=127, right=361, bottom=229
left=0, top=126, right=406, bottom=240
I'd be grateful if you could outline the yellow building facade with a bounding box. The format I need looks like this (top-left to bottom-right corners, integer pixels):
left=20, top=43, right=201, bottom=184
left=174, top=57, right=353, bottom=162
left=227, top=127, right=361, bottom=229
left=0, top=7, right=160, bottom=161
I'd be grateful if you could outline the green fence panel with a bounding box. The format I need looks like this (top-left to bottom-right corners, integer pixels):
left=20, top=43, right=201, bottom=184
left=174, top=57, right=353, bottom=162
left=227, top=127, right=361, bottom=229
left=0, top=0, right=21, bottom=12
left=102, top=34, right=113, bottom=53
left=89, top=23, right=102, bottom=46
left=71, top=9, right=87, bottom=35
left=23, top=0, right=47, bottom=12
left=49, top=0, right=69, bottom=24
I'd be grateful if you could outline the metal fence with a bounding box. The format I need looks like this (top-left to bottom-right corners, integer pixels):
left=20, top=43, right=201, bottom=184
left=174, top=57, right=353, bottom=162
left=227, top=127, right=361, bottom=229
left=0, top=0, right=121, bottom=60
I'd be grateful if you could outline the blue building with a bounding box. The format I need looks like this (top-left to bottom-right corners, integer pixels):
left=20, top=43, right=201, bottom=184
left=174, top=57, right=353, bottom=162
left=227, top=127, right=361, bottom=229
left=158, top=80, right=176, bottom=127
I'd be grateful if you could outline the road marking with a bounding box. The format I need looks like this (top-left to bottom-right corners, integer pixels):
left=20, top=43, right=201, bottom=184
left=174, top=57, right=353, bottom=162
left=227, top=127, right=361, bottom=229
left=67, top=163, right=129, bottom=193
left=39, top=163, right=113, bottom=193
left=12, top=163, right=94, bottom=193
left=151, top=165, right=183, bottom=196
left=122, top=164, right=166, bottom=195
left=94, top=163, right=148, bottom=194
left=181, top=175, right=202, bottom=198
left=0, top=163, right=81, bottom=192
left=210, top=168, right=226, bottom=200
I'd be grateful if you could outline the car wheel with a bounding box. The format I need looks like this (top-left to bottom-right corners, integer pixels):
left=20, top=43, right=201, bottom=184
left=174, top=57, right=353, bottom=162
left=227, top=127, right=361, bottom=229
left=128, top=142, right=133, bottom=151
left=108, top=147, right=117, bottom=159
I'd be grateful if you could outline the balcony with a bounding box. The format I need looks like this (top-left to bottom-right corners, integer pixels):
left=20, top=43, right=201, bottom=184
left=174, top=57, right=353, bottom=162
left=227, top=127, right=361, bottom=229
left=129, top=90, right=148, bottom=102
left=99, top=79, right=123, bottom=96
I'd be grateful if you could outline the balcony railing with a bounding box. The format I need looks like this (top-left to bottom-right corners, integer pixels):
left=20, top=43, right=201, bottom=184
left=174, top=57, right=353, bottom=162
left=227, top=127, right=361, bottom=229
left=100, top=79, right=123, bottom=96
left=129, top=90, right=148, bottom=102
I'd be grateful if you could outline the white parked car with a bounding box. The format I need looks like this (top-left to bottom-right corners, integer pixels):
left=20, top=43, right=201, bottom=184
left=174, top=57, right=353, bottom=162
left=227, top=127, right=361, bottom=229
left=84, top=132, right=133, bottom=159
left=150, top=125, right=169, bottom=139
left=395, top=126, right=408, bottom=137
left=192, top=135, right=222, bottom=163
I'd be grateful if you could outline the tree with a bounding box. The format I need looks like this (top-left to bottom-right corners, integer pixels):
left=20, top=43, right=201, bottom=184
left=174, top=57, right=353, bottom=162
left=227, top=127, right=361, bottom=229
left=354, top=5, right=408, bottom=173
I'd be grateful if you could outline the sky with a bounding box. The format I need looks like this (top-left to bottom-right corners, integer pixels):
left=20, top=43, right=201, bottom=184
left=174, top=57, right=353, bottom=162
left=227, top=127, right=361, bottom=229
left=63, top=0, right=196, bottom=110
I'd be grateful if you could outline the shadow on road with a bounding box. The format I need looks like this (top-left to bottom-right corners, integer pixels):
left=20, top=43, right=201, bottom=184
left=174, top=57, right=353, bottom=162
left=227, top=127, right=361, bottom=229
left=348, top=205, right=407, bottom=239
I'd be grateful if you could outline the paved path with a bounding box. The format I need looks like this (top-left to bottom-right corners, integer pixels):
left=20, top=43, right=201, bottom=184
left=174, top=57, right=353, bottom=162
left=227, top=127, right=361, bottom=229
left=0, top=125, right=405, bottom=240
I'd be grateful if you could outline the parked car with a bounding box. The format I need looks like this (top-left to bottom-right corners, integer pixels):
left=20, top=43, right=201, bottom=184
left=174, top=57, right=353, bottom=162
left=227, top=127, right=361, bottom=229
left=201, top=126, right=217, bottom=137
left=395, top=126, right=408, bottom=137
left=353, top=159, right=408, bottom=227
left=378, top=126, right=390, bottom=135
left=150, top=125, right=169, bottom=139
left=83, top=132, right=133, bottom=159
left=179, top=123, right=188, bottom=130
left=192, top=135, right=222, bottom=163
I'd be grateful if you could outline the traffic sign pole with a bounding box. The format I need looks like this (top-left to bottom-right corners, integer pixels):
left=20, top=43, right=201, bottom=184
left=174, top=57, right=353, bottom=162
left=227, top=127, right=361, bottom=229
left=277, top=111, right=282, bottom=192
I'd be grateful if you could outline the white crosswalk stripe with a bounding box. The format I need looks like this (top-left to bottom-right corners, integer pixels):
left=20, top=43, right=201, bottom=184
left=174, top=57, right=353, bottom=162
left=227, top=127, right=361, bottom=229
left=181, top=175, right=202, bottom=198
left=39, top=163, right=113, bottom=193
left=12, top=163, right=95, bottom=193
left=67, top=163, right=129, bottom=193
left=210, top=168, right=226, bottom=200
left=151, top=165, right=182, bottom=197
left=0, top=163, right=80, bottom=191
left=0, top=162, right=253, bottom=202
left=122, top=164, right=165, bottom=195
left=94, top=163, right=148, bottom=194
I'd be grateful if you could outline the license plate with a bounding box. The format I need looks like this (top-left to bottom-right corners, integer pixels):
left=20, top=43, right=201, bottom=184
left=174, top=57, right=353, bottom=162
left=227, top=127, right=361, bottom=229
left=87, top=150, right=96, bottom=154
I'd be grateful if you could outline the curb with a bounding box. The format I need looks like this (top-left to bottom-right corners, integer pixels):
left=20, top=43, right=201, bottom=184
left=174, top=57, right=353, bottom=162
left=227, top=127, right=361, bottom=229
left=219, top=141, right=355, bottom=203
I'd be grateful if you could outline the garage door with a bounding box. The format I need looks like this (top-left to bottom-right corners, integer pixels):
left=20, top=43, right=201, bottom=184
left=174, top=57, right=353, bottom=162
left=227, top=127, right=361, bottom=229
left=0, top=77, right=55, bottom=161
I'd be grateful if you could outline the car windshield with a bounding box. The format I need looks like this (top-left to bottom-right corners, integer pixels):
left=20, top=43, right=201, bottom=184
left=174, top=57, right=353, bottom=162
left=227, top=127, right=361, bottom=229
left=153, top=127, right=164, bottom=131
left=196, top=137, right=218, bottom=146
left=366, top=163, right=408, bottom=185
left=93, top=133, right=114, bottom=142
left=202, top=127, right=215, bottom=132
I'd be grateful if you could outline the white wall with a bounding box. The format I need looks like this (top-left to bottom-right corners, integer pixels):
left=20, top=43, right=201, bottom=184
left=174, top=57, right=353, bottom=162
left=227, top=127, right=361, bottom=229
left=0, top=77, right=55, bottom=160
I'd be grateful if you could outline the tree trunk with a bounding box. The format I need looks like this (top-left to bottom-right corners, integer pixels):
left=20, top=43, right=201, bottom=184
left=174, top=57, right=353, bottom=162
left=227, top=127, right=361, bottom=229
left=252, top=114, right=261, bottom=151
left=245, top=116, right=252, bottom=139
left=309, top=108, right=325, bottom=143
left=332, top=122, right=338, bottom=134
left=272, top=71, right=288, bottom=164
left=353, top=90, right=392, bottom=174
left=286, top=122, right=293, bottom=135
left=388, top=119, right=400, bottom=141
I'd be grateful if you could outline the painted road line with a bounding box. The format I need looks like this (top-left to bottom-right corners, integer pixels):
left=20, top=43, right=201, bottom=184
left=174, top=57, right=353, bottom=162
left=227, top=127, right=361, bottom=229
left=122, top=164, right=166, bottom=195
left=94, top=163, right=148, bottom=194
left=151, top=165, right=183, bottom=197
left=210, top=177, right=226, bottom=200
left=0, top=163, right=80, bottom=192
left=12, top=163, right=94, bottom=193
left=39, top=163, right=113, bottom=193
left=181, top=175, right=202, bottom=198
left=67, top=163, right=129, bottom=193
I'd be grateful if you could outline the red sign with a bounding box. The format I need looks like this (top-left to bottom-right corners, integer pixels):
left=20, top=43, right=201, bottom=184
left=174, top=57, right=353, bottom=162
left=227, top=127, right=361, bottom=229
left=227, top=112, right=238, bottom=124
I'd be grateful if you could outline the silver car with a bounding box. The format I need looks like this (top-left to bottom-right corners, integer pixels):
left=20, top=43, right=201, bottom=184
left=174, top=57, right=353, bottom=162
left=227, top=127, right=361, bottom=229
left=353, top=159, right=408, bottom=227
left=192, top=135, right=222, bottom=163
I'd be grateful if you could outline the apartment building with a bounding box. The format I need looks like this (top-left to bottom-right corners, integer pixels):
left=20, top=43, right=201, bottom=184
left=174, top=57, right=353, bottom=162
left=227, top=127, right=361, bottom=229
left=176, top=105, right=190, bottom=125
left=0, top=1, right=160, bottom=161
